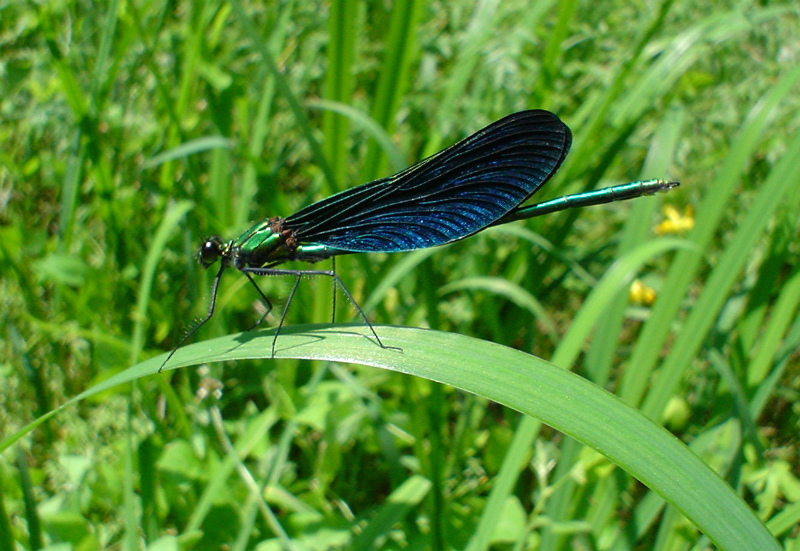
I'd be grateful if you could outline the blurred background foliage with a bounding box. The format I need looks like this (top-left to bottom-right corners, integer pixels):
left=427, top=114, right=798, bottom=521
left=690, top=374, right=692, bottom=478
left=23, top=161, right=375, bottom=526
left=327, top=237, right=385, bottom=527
left=1, top=0, right=799, bottom=549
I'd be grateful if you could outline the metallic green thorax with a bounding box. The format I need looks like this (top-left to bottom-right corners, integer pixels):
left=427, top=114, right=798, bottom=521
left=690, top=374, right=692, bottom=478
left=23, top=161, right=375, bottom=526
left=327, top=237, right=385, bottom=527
left=199, top=217, right=337, bottom=272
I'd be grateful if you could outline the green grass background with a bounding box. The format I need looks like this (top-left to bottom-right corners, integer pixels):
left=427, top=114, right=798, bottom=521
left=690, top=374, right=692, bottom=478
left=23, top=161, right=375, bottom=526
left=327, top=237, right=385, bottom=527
left=2, top=1, right=799, bottom=550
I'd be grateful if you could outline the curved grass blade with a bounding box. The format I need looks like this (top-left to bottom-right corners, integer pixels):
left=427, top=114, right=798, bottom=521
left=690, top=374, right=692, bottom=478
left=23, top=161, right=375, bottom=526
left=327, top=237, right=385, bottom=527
left=2, top=327, right=780, bottom=551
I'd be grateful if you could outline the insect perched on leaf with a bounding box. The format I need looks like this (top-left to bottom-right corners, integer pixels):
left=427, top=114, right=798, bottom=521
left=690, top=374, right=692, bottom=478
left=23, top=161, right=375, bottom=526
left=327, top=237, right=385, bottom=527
left=161, top=110, right=678, bottom=369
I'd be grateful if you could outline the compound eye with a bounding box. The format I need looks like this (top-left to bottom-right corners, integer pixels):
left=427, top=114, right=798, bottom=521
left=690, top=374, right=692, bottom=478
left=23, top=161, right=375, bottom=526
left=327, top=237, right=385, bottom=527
left=199, top=237, right=223, bottom=267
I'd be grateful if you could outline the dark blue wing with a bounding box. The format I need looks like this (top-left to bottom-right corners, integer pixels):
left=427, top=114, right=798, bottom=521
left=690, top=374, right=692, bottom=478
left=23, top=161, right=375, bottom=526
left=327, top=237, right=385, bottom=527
left=285, top=110, right=572, bottom=253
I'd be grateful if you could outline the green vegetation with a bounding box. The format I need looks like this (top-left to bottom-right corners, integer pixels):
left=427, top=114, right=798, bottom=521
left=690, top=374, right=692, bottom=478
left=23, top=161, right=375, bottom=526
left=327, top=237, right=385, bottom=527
left=2, top=1, right=798, bottom=550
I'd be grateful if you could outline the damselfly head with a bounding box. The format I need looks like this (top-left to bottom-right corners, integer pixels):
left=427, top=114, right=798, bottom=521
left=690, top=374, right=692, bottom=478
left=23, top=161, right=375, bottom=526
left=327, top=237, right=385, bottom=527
left=198, top=236, right=225, bottom=268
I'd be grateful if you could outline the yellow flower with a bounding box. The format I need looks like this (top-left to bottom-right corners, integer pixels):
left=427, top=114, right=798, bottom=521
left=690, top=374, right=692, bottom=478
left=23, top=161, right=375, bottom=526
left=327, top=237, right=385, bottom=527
left=630, top=279, right=657, bottom=306
left=655, top=204, right=694, bottom=235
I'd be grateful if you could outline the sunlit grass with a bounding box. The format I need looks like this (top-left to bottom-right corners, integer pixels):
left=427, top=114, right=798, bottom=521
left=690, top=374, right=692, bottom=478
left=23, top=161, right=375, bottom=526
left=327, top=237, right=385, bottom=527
left=1, top=1, right=798, bottom=550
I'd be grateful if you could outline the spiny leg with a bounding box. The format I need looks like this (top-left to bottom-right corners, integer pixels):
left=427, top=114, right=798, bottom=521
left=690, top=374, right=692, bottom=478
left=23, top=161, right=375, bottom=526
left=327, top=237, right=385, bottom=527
left=243, top=272, right=275, bottom=331
left=331, top=256, right=337, bottom=325
left=243, top=266, right=401, bottom=354
left=271, top=272, right=302, bottom=357
left=328, top=268, right=401, bottom=352
left=160, top=263, right=226, bottom=372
